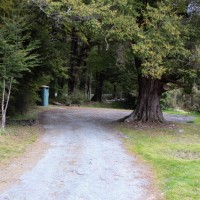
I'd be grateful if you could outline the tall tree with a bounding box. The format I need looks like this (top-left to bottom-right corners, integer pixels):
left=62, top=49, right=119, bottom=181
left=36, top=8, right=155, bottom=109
left=33, top=0, right=136, bottom=95
left=121, top=1, right=191, bottom=123
left=0, top=11, right=39, bottom=130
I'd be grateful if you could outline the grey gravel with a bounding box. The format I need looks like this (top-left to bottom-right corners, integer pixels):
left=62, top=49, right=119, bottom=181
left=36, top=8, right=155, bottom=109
left=164, top=114, right=195, bottom=123
left=0, top=107, right=194, bottom=200
left=0, top=108, right=153, bottom=200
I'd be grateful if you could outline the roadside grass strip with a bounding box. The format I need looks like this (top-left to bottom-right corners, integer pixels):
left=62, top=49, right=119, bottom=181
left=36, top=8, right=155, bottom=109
left=10, top=106, right=48, bottom=121
left=0, top=106, right=47, bottom=163
left=120, top=123, right=200, bottom=200
left=0, top=126, right=38, bottom=163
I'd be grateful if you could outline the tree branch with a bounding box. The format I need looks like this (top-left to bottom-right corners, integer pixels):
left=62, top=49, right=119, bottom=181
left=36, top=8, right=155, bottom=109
left=5, top=77, right=14, bottom=113
left=1, top=78, right=5, bottom=115
left=105, top=25, right=115, bottom=51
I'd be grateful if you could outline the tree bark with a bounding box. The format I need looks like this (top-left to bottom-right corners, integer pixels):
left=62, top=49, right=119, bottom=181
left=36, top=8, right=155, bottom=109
left=68, top=27, right=79, bottom=94
left=1, top=77, right=13, bottom=131
left=84, top=71, right=92, bottom=100
left=91, top=72, right=104, bottom=102
left=112, top=84, right=117, bottom=99
left=68, top=28, right=91, bottom=95
left=1, top=78, right=6, bottom=131
left=122, top=76, right=166, bottom=123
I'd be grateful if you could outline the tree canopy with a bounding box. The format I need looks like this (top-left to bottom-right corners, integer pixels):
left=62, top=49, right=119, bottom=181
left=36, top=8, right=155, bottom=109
left=0, top=0, right=200, bottom=128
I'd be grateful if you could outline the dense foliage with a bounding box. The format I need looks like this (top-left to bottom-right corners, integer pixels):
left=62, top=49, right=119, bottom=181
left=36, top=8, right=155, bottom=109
left=0, top=0, right=200, bottom=127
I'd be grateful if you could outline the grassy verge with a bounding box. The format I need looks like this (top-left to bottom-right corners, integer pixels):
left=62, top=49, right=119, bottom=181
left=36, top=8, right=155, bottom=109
left=10, top=106, right=48, bottom=121
left=120, top=123, right=200, bottom=200
left=192, top=113, right=200, bottom=125
left=0, top=106, right=47, bottom=163
left=0, top=126, right=40, bottom=163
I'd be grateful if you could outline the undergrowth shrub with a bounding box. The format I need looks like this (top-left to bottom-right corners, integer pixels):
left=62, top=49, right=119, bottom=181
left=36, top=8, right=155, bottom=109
left=161, top=87, right=200, bottom=111
left=56, top=91, right=87, bottom=105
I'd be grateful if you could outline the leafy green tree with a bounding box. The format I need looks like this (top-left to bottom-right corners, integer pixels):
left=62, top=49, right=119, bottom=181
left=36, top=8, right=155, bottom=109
left=22, top=0, right=200, bottom=124
left=0, top=15, right=39, bottom=130
left=87, top=42, right=136, bottom=102
left=11, top=0, right=71, bottom=109
left=90, top=46, right=115, bottom=102
left=35, top=0, right=136, bottom=95
left=0, top=0, right=13, bottom=15
left=120, top=1, right=191, bottom=123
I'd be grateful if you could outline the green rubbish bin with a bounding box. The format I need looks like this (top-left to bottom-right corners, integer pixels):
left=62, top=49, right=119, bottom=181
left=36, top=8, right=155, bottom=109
left=41, top=86, right=49, bottom=106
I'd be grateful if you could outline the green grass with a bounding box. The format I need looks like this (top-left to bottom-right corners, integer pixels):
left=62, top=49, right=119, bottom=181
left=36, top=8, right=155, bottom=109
left=0, top=125, right=39, bottom=163
left=192, top=113, right=200, bottom=125
left=0, top=106, right=47, bottom=163
left=10, top=106, right=48, bottom=121
left=120, top=123, right=200, bottom=200
left=163, top=108, right=190, bottom=115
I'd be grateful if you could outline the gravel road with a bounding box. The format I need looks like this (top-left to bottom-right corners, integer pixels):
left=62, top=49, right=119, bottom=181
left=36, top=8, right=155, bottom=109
left=0, top=107, right=159, bottom=200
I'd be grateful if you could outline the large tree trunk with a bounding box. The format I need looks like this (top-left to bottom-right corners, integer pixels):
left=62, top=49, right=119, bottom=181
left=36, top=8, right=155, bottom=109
left=123, top=76, right=166, bottom=123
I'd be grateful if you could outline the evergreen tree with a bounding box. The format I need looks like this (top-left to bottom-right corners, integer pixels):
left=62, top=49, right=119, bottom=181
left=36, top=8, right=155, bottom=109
left=121, top=1, right=191, bottom=123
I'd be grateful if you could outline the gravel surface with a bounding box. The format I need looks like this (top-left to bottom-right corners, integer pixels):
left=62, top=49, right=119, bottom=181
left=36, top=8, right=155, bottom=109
left=0, top=107, right=158, bottom=200
left=0, top=107, right=194, bottom=200
left=164, top=114, right=195, bottom=123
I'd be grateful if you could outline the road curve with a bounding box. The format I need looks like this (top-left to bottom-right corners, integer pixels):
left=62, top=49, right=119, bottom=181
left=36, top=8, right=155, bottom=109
left=0, top=107, right=157, bottom=200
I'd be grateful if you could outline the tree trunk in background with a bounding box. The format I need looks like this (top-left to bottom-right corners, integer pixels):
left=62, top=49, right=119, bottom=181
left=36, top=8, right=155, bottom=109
left=1, top=78, right=6, bottom=131
left=69, top=28, right=91, bottom=95
left=91, top=72, right=104, bottom=102
left=68, top=27, right=79, bottom=94
left=88, top=75, right=92, bottom=100
left=190, top=94, right=194, bottom=108
left=85, top=71, right=92, bottom=100
left=112, top=84, right=117, bottom=99
left=120, top=90, right=123, bottom=100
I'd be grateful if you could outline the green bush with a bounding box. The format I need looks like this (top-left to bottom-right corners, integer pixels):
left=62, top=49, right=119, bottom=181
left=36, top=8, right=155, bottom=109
left=55, top=91, right=87, bottom=105
left=8, top=83, right=40, bottom=115
left=70, top=92, right=87, bottom=104
left=161, top=87, right=200, bottom=112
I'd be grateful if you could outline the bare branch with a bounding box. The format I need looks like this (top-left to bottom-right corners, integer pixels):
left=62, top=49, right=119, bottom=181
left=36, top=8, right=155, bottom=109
left=105, top=26, right=115, bottom=51
left=30, top=0, right=47, bottom=14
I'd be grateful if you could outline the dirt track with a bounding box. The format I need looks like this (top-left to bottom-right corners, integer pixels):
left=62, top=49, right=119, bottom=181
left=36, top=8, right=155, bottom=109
left=0, top=107, right=163, bottom=200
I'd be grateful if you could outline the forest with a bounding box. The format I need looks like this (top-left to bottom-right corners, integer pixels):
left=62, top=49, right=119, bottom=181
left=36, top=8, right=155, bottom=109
left=1, top=0, right=200, bottom=128
left=1, top=1, right=200, bottom=199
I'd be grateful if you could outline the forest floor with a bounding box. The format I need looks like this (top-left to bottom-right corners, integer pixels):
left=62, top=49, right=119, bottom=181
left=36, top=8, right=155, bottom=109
left=0, top=107, right=198, bottom=200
